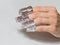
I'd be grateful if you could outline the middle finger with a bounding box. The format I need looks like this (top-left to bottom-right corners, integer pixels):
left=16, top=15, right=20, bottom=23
left=28, top=12, right=57, bottom=20
left=34, top=17, right=57, bottom=25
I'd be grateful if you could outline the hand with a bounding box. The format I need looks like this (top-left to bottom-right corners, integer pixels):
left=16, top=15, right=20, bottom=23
left=28, top=6, right=60, bottom=38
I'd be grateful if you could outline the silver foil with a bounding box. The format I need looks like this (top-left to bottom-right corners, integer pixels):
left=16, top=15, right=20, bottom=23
left=16, top=6, right=36, bottom=32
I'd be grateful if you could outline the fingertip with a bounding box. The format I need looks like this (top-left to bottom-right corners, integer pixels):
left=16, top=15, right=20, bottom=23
left=34, top=18, right=41, bottom=24
left=28, top=14, right=35, bottom=20
left=36, top=26, right=44, bottom=32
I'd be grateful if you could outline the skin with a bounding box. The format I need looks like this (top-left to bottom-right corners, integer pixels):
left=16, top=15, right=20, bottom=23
left=28, top=6, right=60, bottom=38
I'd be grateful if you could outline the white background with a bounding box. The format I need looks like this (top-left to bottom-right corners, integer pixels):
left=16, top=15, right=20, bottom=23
left=0, top=0, right=60, bottom=45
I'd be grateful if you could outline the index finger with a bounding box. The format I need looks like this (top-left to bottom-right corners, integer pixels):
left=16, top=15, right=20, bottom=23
left=33, top=6, right=56, bottom=12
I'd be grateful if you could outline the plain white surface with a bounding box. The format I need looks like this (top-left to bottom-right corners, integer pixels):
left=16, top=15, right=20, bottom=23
left=0, top=0, right=60, bottom=45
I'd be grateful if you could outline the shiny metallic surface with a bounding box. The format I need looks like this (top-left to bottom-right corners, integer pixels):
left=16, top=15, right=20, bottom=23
left=16, top=6, right=36, bottom=32
left=17, top=6, right=33, bottom=22
left=19, top=6, right=33, bottom=15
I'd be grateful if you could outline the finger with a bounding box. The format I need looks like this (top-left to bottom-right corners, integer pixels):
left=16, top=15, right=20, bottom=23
left=36, top=25, right=56, bottom=32
left=33, top=6, right=48, bottom=12
left=34, top=17, right=49, bottom=25
left=34, top=17, right=57, bottom=25
left=33, top=6, right=56, bottom=12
